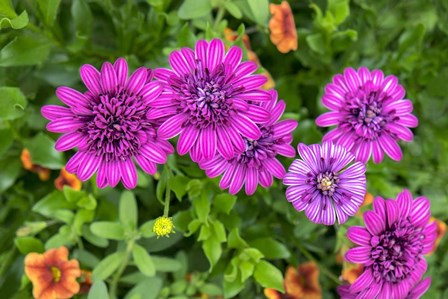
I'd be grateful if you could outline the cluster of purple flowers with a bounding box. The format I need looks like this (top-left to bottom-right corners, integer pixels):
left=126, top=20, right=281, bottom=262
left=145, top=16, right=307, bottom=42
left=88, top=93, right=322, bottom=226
left=42, top=38, right=434, bottom=298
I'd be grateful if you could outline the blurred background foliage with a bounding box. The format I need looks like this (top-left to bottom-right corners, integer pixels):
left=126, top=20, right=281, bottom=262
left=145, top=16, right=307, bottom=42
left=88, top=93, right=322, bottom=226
left=0, top=0, right=447, bottom=298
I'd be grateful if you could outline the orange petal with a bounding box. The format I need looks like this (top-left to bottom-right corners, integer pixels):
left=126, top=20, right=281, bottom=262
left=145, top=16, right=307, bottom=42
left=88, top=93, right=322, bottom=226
left=54, top=280, right=80, bottom=299
left=37, top=287, right=57, bottom=299
left=31, top=274, right=54, bottom=299
left=264, top=288, right=282, bottom=299
left=44, top=247, right=69, bottom=266
left=21, top=149, right=34, bottom=170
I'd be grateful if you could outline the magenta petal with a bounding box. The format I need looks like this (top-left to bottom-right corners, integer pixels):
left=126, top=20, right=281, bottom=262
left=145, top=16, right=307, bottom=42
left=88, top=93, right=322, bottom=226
left=242, top=104, right=270, bottom=123
left=126, top=67, right=148, bottom=95
left=216, top=127, right=234, bottom=159
left=265, top=99, right=286, bottom=126
left=347, top=226, right=372, bottom=245
left=357, top=66, right=371, bottom=83
left=345, top=246, right=371, bottom=264
left=47, top=118, right=84, bottom=133
left=140, top=142, right=168, bottom=164
left=224, top=125, right=245, bottom=152
left=154, top=68, right=174, bottom=83
left=355, top=140, right=372, bottom=163
left=372, top=196, right=386, bottom=219
left=107, top=161, right=121, bottom=187
left=207, top=39, right=225, bottom=71
left=141, top=82, right=162, bottom=104
left=177, top=125, right=199, bottom=156
left=409, top=196, right=430, bottom=227
left=195, top=40, right=208, bottom=63
left=387, top=123, right=414, bottom=142
left=100, top=62, right=117, bottom=93
left=316, top=111, right=342, bottom=127
left=220, top=163, right=237, bottom=190
left=190, top=142, right=203, bottom=163
left=56, top=87, right=90, bottom=112
left=320, top=196, right=336, bottom=225
left=55, top=132, right=84, bottom=151
left=237, top=90, right=271, bottom=102
left=363, top=211, right=385, bottom=235
left=233, top=61, right=257, bottom=79
left=135, top=154, right=157, bottom=175
left=408, top=278, right=431, bottom=299
left=231, top=114, right=261, bottom=140
left=96, top=162, right=108, bottom=188
left=158, top=114, right=187, bottom=139
left=41, top=105, right=73, bottom=121
left=372, top=140, right=384, bottom=163
left=385, top=200, right=399, bottom=228
left=398, top=114, right=418, bottom=128
left=233, top=74, right=266, bottom=90
left=77, top=153, right=101, bottom=181
left=169, top=50, right=192, bottom=75
left=350, top=268, right=374, bottom=293
left=275, top=144, right=296, bottom=158
left=273, top=120, right=298, bottom=138
left=80, top=64, right=101, bottom=95
left=200, top=126, right=217, bottom=160
left=322, top=94, right=343, bottom=110
left=120, top=159, right=137, bottom=189
left=259, top=170, right=273, bottom=188
left=343, top=67, right=362, bottom=92
left=114, top=58, right=128, bottom=87
left=223, top=46, right=242, bottom=72
left=379, top=134, right=402, bottom=161
left=65, top=152, right=85, bottom=173
left=397, top=189, right=412, bottom=218
left=229, top=165, right=246, bottom=195
left=245, top=167, right=258, bottom=195
left=264, top=158, right=285, bottom=179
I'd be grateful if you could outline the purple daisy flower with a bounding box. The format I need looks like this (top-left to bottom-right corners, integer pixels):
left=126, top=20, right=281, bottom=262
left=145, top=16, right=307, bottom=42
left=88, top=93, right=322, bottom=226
left=42, top=58, right=174, bottom=189
left=283, top=142, right=366, bottom=225
left=344, top=190, right=437, bottom=298
left=316, top=67, right=418, bottom=163
left=198, top=90, right=297, bottom=195
left=338, top=277, right=432, bottom=299
left=152, top=38, right=272, bottom=162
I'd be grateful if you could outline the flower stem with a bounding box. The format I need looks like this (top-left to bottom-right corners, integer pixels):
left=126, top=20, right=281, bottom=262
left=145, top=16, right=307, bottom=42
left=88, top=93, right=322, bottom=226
left=213, top=6, right=226, bottom=31
left=109, top=239, right=135, bottom=299
left=296, top=242, right=340, bottom=285
left=163, top=166, right=172, bottom=217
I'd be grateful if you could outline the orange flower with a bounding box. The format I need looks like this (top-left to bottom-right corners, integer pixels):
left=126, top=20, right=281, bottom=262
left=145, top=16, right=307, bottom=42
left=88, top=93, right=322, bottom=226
left=265, top=262, right=322, bottom=299
left=269, top=1, right=298, bottom=53
left=21, top=148, right=51, bottom=181
left=356, top=192, right=374, bottom=217
left=78, top=270, right=92, bottom=294
left=429, top=217, right=447, bottom=254
left=341, top=263, right=364, bottom=284
left=24, top=246, right=81, bottom=299
left=54, top=168, right=82, bottom=191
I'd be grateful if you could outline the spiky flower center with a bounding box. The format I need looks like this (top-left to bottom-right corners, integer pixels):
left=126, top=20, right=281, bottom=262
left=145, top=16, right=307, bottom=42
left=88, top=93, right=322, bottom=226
left=153, top=216, right=175, bottom=238
left=370, top=218, right=424, bottom=283
left=171, top=62, right=242, bottom=129
left=236, top=127, right=277, bottom=168
left=81, top=89, right=154, bottom=162
left=345, top=84, right=395, bottom=140
left=50, top=266, right=62, bottom=283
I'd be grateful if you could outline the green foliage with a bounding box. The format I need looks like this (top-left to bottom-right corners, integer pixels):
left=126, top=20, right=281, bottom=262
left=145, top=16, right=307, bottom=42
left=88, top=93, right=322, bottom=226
left=1, top=0, right=447, bottom=298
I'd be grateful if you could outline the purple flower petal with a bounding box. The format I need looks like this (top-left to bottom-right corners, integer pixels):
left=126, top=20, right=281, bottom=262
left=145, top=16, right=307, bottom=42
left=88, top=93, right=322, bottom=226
left=135, top=154, right=157, bottom=175
left=100, top=62, right=117, bottom=93
left=379, top=134, right=403, bottom=161
left=126, top=67, right=148, bottom=95
left=157, top=114, right=187, bottom=139
left=77, top=153, right=101, bottom=181
left=47, top=118, right=84, bottom=133
left=55, top=87, right=90, bottom=113
left=242, top=104, right=270, bottom=123
left=345, top=246, right=371, bottom=264
left=363, top=211, right=385, bottom=235
left=41, top=105, right=73, bottom=121
left=141, top=82, right=163, bottom=104
left=207, top=39, right=224, bottom=71
left=80, top=64, right=101, bottom=95
left=264, top=158, right=285, bottom=179
left=120, top=159, right=137, bottom=189
left=347, top=226, right=371, bottom=245
left=200, top=126, right=217, bottom=160
left=55, top=132, right=85, bottom=151
left=245, top=167, right=258, bottom=195
left=231, top=114, right=261, bottom=140
left=223, top=46, right=242, bottom=72
left=409, top=196, right=431, bottom=227
left=114, top=58, right=128, bottom=86
left=177, top=125, right=199, bottom=156
left=216, top=127, right=234, bottom=160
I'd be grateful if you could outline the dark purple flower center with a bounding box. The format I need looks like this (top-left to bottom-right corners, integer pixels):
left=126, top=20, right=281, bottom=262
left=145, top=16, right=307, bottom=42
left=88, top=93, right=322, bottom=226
left=170, top=62, right=242, bottom=129
left=370, top=218, right=424, bottom=284
left=80, top=88, right=153, bottom=162
left=344, top=84, right=397, bottom=140
left=236, top=126, right=276, bottom=168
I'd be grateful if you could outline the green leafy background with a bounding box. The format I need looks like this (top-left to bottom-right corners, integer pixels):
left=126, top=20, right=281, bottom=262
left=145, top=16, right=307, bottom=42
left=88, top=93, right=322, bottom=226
left=1, top=0, right=447, bottom=298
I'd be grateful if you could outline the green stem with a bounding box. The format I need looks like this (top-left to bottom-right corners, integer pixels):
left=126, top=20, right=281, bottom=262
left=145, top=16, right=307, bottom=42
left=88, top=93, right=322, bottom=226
left=296, top=242, right=340, bottom=284
left=163, top=167, right=172, bottom=217
left=109, top=239, right=135, bottom=299
left=213, top=6, right=226, bottom=31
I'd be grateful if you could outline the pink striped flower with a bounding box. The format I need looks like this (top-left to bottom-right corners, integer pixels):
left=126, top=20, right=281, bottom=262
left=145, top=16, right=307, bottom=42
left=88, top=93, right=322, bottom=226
left=152, top=38, right=272, bottom=162
left=316, top=67, right=418, bottom=163
left=42, top=58, right=173, bottom=189
left=343, top=190, right=436, bottom=298
left=199, top=90, right=297, bottom=195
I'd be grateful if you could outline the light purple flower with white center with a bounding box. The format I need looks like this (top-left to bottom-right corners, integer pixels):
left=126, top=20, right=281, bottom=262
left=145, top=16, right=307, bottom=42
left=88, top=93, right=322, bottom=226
left=199, top=90, right=297, bottom=195
left=338, top=277, right=432, bottom=299
left=316, top=67, right=418, bottom=163
left=152, top=38, right=272, bottom=162
left=42, top=58, right=174, bottom=189
left=344, top=190, right=437, bottom=299
left=283, top=142, right=366, bottom=225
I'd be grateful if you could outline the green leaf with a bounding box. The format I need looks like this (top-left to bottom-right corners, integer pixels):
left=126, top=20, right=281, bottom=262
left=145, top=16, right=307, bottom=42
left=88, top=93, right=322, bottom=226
left=306, top=33, right=326, bottom=55
left=156, top=166, right=170, bottom=202
left=37, top=0, right=61, bottom=27
left=0, top=157, right=21, bottom=193
left=14, top=237, right=44, bottom=254
left=73, top=209, right=94, bottom=235
left=124, top=277, right=163, bottom=299
left=152, top=256, right=182, bottom=272
left=33, top=191, right=76, bottom=220
left=82, top=226, right=109, bottom=248
left=202, top=236, right=222, bottom=270
left=228, top=228, right=248, bottom=249
left=77, top=194, right=97, bottom=210
left=178, top=0, right=212, bottom=20
left=63, top=186, right=86, bottom=203
left=328, top=0, right=350, bottom=25
left=0, top=10, right=28, bottom=30
left=139, top=220, right=156, bottom=238
left=177, top=23, right=197, bottom=47
left=213, top=193, right=237, bottom=214
left=24, top=133, right=64, bottom=169
left=193, top=191, right=210, bottom=222
left=90, top=222, right=126, bottom=240
left=0, top=0, right=17, bottom=17
left=223, top=273, right=245, bottom=298
left=248, top=238, right=290, bottom=259
left=168, top=176, right=190, bottom=201
left=211, top=220, right=226, bottom=243
left=253, top=260, right=284, bottom=292
left=92, top=251, right=126, bottom=281
left=120, top=191, right=138, bottom=230
left=0, top=87, right=27, bottom=120
left=239, top=260, right=254, bottom=282
left=0, top=128, right=13, bottom=155
left=45, top=225, right=76, bottom=249
left=199, top=283, right=222, bottom=296
left=247, top=0, right=269, bottom=26
left=0, top=35, right=51, bottom=67
left=132, top=244, right=156, bottom=277
left=88, top=280, right=109, bottom=299
left=224, top=2, right=242, bottom=19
